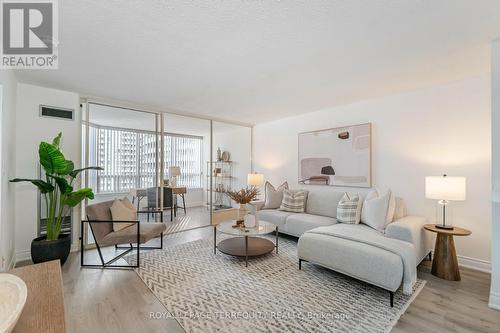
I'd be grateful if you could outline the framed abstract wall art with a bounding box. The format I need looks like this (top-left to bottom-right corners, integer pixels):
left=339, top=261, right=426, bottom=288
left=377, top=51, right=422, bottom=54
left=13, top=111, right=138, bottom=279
left=298, top=123, right=371, bottom=188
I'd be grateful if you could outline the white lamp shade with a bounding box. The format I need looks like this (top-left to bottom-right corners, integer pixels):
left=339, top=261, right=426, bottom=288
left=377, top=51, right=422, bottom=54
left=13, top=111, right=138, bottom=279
left=247, top=173, right=264, bottom=186
left=425, top=176, right=466, bottom=201
left=169, top=166, right=181, bottom=177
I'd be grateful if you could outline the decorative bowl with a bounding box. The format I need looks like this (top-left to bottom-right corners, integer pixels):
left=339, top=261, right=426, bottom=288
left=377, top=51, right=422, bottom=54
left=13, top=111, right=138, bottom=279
left=0, top=274, right=28, bottom=333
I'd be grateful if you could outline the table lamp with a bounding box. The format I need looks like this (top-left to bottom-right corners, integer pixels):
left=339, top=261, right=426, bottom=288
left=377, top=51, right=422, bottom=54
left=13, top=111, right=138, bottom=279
left=169, top=166, right=181, bottom=187
left=425, top=174, right=466, bottom=229
left=248, top=173, right=264, bottom=187
left=247, top=172, right=264, bottom=199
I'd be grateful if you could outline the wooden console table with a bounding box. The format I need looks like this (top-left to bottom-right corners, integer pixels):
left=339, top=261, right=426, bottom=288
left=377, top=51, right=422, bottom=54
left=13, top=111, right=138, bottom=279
left=9, top=260, right=66, bottom=332
left=424, top=224, right=471, bottom=281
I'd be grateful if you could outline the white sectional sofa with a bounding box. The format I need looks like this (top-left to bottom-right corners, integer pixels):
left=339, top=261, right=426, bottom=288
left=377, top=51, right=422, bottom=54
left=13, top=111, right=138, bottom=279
left=249, top=189, right=432, bottom=306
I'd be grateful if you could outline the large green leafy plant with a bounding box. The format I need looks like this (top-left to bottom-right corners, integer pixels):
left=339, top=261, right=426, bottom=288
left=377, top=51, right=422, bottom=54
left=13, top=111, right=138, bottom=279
left=11, top=133, right=102, bottom=241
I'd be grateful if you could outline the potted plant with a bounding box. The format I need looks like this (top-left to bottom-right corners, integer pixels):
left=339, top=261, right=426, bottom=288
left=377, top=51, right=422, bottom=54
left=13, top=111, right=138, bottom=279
left=227, top=187, right=259, bottom=226
left=10, top=133, right=102, bottom=265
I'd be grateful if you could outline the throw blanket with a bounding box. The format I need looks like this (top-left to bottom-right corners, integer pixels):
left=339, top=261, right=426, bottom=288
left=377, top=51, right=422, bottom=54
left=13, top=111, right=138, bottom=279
left=306, top=224, right=417, bottom=294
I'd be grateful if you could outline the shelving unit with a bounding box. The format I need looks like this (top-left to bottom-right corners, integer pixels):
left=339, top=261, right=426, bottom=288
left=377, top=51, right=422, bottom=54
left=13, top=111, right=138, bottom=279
left=206, top=160, right=233, bottom=209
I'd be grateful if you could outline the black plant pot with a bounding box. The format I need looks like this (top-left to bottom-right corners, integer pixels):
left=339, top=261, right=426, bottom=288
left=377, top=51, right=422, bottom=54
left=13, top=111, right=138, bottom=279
left=31, top=233, right=71, bottom=266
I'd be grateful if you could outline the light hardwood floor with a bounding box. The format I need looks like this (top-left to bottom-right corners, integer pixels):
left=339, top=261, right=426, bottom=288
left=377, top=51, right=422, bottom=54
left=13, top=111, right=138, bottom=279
left=55, top=227, right=500, bottom=332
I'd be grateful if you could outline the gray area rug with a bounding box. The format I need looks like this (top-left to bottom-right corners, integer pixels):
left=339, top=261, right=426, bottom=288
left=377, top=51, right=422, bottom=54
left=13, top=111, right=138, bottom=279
left=126, top=235, right=425, bottom=333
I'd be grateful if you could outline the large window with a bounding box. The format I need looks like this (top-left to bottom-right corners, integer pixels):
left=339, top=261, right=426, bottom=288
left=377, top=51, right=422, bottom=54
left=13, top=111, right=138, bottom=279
left=163, top=135, right=203, bottom=189
left=87, top=123, right=203, bottom=193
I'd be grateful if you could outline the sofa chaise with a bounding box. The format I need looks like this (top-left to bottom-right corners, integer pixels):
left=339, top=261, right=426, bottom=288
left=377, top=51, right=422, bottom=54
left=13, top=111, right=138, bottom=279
left=249, top=189, right=432, bottom=306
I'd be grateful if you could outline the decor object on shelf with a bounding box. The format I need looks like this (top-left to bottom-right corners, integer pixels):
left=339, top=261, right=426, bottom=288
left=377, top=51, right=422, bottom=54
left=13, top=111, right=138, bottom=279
left=425, top=175, right=466, bottom=229
left=227, top=187, right=259, bottom=222
left=222, top=150, right=230, bottom=161
left=10, top=132, right=102, bottom=265
left=298, top=123, right=371, bottom=187
left=217, top=147, right=222, bottom=161
left=0, top=274, right=27, bottom=333
left=169, top=166, right=181, bottom=187
left=207, top=161, right=233, bottom=208
left=424, top=224, right=471, bottom=281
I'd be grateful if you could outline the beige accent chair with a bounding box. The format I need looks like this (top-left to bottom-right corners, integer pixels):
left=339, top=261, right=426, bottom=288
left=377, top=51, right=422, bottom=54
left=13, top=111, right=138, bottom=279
left=81, top=200, right=166, bottom=268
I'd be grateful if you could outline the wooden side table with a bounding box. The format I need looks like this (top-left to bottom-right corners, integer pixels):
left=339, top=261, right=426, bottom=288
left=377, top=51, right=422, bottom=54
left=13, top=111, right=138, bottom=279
left=9, top=260, right=66, bottom=332
left=424, top=224, right=471, bottom=281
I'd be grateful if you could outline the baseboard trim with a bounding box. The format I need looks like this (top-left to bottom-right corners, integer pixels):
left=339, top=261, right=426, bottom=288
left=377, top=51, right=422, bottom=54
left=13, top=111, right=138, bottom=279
left=8, top=252, right=16, bottom=270
left=71, top=243, right=79, bottom=253
left=457, top=255, right=491, bottom=273
left=489, top=291, right=500, bottom=311
left=15, top=249, right=31, bottom=263
left=186, top=201, right=204, bottom=208
left=429, top=251, right=491, bottom=273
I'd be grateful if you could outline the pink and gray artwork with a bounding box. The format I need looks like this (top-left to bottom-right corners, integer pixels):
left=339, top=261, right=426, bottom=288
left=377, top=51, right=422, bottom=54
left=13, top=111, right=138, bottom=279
left=298, top=123, right=371, bottom=187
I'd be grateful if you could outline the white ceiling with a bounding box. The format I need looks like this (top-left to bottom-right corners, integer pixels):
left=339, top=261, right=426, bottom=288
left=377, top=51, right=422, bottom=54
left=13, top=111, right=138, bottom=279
left=15, top=0, right=500, bottom=124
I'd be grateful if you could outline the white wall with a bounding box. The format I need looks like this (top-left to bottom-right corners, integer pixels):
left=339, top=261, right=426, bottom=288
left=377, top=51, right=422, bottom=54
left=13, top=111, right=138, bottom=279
left=14, top=84, right=81, bottom=261
left=254, top=75, right=491, bottom=269
left=212, top=124, right=252, bottom=205
left=0, top=70, right=17, bottom=270
left=490, top=39, right=500, bottom=310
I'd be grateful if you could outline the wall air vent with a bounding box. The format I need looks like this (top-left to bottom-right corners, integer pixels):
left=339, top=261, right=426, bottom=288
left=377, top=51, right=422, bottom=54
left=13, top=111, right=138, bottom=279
left=39, top=105, right=74, bottom=120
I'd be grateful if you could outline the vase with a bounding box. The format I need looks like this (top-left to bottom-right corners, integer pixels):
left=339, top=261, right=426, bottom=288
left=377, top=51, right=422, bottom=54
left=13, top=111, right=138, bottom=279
left=31, top=233, right=71, bottom=266
left=238, top=203, right=247, bottom=222
left=244, top=214, right=256, bottom=228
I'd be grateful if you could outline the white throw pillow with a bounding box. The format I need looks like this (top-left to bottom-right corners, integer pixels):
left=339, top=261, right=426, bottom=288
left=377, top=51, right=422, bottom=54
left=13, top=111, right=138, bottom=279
left=386, top=191, right=396, bottom=223
left=360, top=189, right=378, bottom=223
left=337, top=193, right=362, bottom=224
left=361, top=189, right=393, bottom=232
left=393, top=197, right=407, bottom=220
left=110, top=198, right=136, bottom=231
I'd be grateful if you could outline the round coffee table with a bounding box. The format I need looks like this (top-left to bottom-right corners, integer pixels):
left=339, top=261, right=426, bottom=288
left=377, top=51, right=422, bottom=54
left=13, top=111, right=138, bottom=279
left=214, top=220, right=278, bottom=267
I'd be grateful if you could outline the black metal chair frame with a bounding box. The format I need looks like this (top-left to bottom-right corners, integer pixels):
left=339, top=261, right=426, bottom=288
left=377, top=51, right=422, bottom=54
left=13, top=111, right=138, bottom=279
left=80, top=211, right=164, bottom=269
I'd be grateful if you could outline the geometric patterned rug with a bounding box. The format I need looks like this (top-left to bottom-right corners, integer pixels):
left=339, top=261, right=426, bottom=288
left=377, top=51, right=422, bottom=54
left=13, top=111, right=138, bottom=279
left=125, top=235, right=425, bottom=333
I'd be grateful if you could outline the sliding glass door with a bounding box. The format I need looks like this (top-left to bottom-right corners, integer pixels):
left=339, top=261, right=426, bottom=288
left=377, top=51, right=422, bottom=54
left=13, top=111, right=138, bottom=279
left=82, top=103, right=160, bottom=245
left=162, top=113, right=212, bottom=232
left=81, top=102, right=253, bottom=248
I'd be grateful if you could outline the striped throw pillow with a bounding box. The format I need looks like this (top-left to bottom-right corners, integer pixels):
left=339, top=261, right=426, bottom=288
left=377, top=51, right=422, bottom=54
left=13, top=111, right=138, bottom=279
left=337, top=193, right=362, bottom=224
left=279, top=189, right=307, bottom=213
